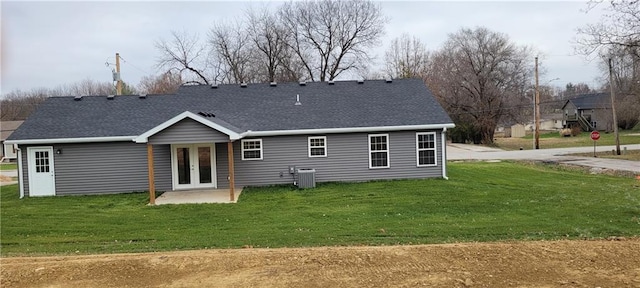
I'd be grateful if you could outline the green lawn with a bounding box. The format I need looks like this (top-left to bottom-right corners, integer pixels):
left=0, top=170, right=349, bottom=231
left=0, top=163, right=17, bottom=170
left=569, top=149, right=640, bottom=161
left=1, top=162, right=639, bottom=256
left=494, top=130, right=640, bottom=150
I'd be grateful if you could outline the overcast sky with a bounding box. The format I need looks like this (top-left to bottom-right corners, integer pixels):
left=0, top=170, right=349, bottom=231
left=1, top=1, right=608, bottom=95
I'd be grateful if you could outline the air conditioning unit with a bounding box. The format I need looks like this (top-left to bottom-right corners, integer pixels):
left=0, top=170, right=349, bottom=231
left=297, top=168, right=316, bottom=188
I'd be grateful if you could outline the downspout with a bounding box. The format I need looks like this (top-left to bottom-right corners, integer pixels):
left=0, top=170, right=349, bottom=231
left=441, top=127, right=449, bottom=180
left=16, top=147, right=24, bottom=198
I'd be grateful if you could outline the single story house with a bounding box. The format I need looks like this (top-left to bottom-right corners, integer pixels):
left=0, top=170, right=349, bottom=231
left=0, top=120, right=24, bottom=161
left=524, top=113, right=564, bottom=132
left=6, top=79, right=455, bottom=203
left=562, top=93, right=612, bottom=131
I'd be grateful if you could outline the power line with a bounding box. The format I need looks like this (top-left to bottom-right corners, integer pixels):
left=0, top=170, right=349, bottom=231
left=118, top=55, right=151, bottom=76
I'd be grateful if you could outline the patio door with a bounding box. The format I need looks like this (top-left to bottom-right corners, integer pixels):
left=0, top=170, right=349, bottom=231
left=171, top=144, right=216, bottom=190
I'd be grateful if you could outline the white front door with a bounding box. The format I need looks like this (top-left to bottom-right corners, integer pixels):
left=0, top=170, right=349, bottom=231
left=171, top=144, right=216, bottom=190
left=27, top=147, right=56, bottom=196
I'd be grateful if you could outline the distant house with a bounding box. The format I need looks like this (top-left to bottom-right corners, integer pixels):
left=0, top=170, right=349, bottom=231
left=524, top=113, right=564, bottom=132
left=0, top=121, right=24, bottom=161
left=562, top=93, right=612, bottom=131
left=6, top=79, right=455, bottom=201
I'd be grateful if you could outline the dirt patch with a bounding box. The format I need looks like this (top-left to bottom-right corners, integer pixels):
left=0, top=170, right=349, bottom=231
left=2, top=239, right=640, bottom=287
left=0, top=175, right=14, bottom=182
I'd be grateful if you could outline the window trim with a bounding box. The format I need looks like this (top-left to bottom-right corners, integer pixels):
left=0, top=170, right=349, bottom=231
left=241, top=139, right=263, bottom=160
left=416, top=132, right=437, bottom=167
left=308, top=136, right=327, bottom=158
left=368, top=133, right=390, bottom=169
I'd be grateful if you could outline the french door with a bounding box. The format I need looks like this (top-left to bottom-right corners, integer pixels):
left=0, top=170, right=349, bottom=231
left=171, top=144, right=216, bottom=190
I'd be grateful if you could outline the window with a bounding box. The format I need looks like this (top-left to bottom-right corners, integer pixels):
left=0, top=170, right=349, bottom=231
left=308, top=136, right=327, bottom=157
left=35, top=151, right=51, bottom=173
left=368, top=134, right=389, bottom=168
left=241, top=139, right=263, bottom=160
left=416, top=132, right=437, bottom=166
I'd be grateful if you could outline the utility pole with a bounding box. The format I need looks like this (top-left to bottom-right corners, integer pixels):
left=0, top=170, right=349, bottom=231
left=115, top=53, right=122, bottom=95
left=534, top=56, right=540, bottom=150
left=608, top=58, right=621, bottom=155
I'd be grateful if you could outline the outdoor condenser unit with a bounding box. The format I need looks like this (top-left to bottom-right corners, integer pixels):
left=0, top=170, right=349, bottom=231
left=297, top=168, right=316, bottom=188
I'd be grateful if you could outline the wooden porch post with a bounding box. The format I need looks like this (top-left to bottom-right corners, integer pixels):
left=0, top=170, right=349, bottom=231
left=228, top=141, right=235, bottom=201
left=147, top=143, right=156, bottom=205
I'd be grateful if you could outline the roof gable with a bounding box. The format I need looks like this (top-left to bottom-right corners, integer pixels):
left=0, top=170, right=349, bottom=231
left=135, top=111, right=241, bottom=143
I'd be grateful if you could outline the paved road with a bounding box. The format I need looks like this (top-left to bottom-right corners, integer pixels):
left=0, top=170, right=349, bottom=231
left=447, top=144, right=640, bottom=173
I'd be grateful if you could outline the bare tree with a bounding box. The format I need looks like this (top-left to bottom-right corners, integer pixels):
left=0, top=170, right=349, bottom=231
left=383, top=34, right=429, bottom=79
left=576, top=1, right=640, bottom=129
left=209, top=21, right=256, bottom=84
left=138, top=72, right=183, bottom=94
left=425, top=27, right=532, bottom=144
left=156, top=30, right=210, bottom=85
left=1, top=89, right=48, bottom=121
left=63, top=78, right=115, bottom=96
left=576, top=0, right=640, bottom=55
left=278, top=0, right=387, bottom=82
left=245, top=8, right=300, bottom=83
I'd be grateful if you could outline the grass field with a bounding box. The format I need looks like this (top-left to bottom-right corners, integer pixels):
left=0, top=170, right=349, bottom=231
left=494, top=130, right=640, bottom=150
left=1, top=162, right=639, bottom=256
left=0, top=163, right=17, bottom=170
left=569, top=149, right=640, bottom=161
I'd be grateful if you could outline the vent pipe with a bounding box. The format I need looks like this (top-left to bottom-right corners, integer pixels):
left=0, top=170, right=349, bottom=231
left=295, top=94, right=302, bottom=106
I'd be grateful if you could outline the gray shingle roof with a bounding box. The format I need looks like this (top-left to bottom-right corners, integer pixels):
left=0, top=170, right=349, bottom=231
left=8, top=78, right=453, bottom=141
left=1, top=121, right=23, bottom=141
left=564, top=93, right=611, bottom=110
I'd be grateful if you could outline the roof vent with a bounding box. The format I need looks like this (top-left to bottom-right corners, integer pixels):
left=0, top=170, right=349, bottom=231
left=139, top=94, right=147, bottom=99
left=240, top=82, right=247, bottom=88
left=270, top=82, right=277, bottom=87
left=328, top=80, right=335, bottom=85
left=211, top=84, right=218, bottom=89
left=198, top=112, right=215, bottom=117
left=299, top=81, right=306, bottom=86
left=295, top=94, right=302, bottom=106
left=357, top=79, right=364, bottom=84
left=385, top=78, right=393, bottom=83
left=74, top=95, right=83, bottom=101
left=107, top=95, right=115, bottom=100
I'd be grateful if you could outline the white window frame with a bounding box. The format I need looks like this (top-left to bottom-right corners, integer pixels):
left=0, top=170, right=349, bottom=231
left=416, top=132, right=437, bottom=167
left=308, top=136, right=327, bottom=158
left=241, top=139, right=263, bottom=160
left=368, top=134, right=390, bottom=169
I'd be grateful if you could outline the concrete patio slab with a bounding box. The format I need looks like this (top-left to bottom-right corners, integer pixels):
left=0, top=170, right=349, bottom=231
left=154, top=188, right=243, bottom=205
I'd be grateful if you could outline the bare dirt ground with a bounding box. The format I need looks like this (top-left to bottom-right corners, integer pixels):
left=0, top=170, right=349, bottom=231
left=2, top=239, right=639, bottom=288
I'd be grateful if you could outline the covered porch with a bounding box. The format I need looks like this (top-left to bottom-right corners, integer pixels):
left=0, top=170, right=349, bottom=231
left=134, top=111, right=245, bottom=205
left=154, top=188, right=243, bottom=205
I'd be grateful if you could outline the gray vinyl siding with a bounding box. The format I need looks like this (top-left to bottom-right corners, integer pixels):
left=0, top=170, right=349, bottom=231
left=149, top=118, right=230, bottom=144
left=216, top=130, right=443, bottom=188
left=21, top=142, right=172, bottom=196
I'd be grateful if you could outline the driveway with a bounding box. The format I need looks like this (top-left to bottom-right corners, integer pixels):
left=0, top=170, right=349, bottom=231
left=447, top=143, right=640, bottom=173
